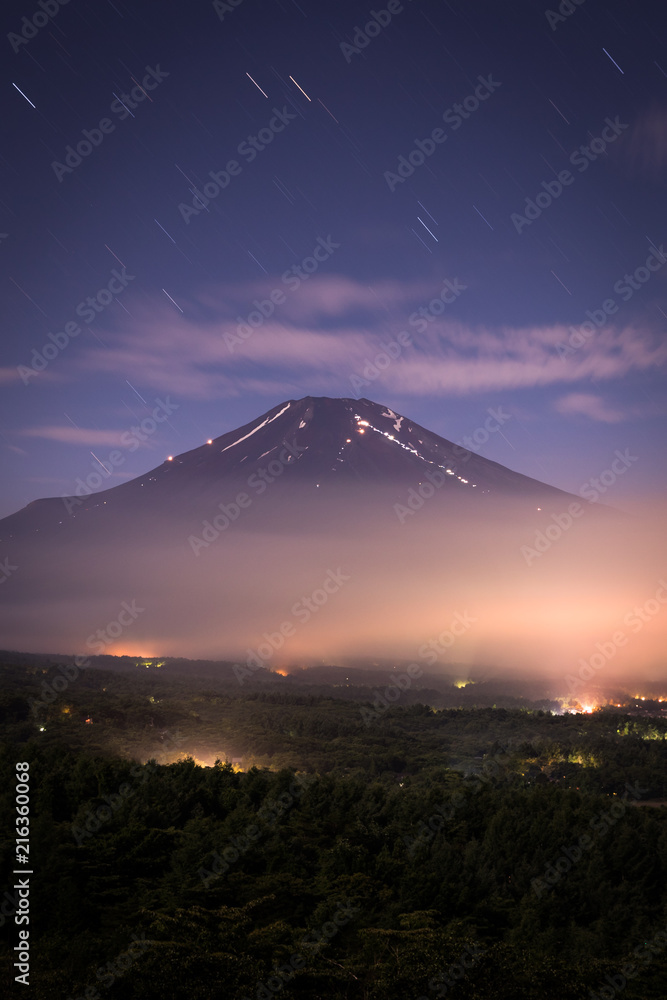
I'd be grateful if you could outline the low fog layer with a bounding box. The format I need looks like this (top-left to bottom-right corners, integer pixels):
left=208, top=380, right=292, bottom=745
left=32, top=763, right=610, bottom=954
left=0, top=485, right=664, bottom=699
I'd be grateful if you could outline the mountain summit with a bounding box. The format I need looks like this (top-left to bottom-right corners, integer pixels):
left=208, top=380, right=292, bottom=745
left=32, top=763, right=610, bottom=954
left=0, top=396, right=571, bottom=542
left=152, top=394, right=556, bottom=493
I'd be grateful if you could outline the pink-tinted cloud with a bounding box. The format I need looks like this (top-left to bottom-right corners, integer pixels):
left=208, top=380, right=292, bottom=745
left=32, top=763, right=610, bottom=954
left=4, top=364, right=67, bottom=386
left=554, top=393, right=626, bottom=423
left=43, top=277, right=667, bottom=402
left=18, top=426, right=125, bottom=446
left=197, top=273, right=431, bottom=323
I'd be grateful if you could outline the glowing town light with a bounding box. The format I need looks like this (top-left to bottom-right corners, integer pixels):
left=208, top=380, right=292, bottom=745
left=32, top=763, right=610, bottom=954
left=167, top=455, right=173, bottom=461
left=207, top=439, right=213, bottom=445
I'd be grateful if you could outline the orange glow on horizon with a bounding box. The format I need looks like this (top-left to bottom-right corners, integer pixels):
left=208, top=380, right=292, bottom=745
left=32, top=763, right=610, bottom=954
left=106, top=648, right=154, bottom=659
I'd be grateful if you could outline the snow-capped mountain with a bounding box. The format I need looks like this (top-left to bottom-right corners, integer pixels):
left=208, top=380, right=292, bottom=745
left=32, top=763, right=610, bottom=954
left=0, top=396, right=572, bottom=544
left=0, top=397, right=601, bottom=663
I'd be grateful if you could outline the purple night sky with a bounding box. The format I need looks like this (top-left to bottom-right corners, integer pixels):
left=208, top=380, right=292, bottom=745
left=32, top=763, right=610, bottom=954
left=1, top=0, right=666, bottom=519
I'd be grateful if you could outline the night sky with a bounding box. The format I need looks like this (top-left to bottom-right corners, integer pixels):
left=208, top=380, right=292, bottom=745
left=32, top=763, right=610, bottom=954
left=1, top=0, right=666, bottom=520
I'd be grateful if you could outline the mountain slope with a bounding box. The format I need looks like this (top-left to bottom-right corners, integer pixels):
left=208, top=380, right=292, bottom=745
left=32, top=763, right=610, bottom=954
left=0, top=396, right=573, bottom=544
left=2, top=396, right=628, bottom=668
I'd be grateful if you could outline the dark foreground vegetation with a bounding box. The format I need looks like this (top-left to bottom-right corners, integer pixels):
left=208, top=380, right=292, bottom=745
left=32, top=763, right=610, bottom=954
left=1, top=656, right=667, bottom=998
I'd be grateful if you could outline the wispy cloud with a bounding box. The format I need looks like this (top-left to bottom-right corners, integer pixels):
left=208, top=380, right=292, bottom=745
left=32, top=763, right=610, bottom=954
left=554, top=393, right=626, bottom=423
left=34, top=277, right=666, bottom=403
left=18, top=426, right=124, bottom=446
